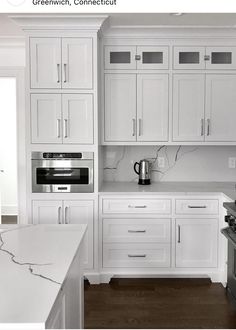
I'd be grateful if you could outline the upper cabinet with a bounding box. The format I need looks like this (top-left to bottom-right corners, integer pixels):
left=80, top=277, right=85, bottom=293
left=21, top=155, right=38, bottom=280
left=30, top=37, right=93, bottom=89
left=104, top=73, right=169, bottom=143
left=104, top=45, right=169, bottom=70
left=174, top=46, right=236, bottom=70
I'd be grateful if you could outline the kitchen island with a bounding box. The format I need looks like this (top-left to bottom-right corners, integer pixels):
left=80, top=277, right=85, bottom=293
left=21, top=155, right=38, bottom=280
left=0, top=224, right=86, bottom=329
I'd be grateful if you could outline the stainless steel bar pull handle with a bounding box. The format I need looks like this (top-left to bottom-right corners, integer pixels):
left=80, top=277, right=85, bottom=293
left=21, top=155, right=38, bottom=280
left=188, top=205, right=207, bottom=209
left=132, top=119, right=136, bottom=136
left=207, top=119, right=210, bottom=136
left=139, top=119, right=142, bottom=136
left=58, top=207, right=62, bottom=224
left=128, top=254, right=146, bottom=258
left=64, top=64, right=67, bottom=83
left=201, top=119, right=204, bottom=136
left=57, top=64, right=60, bottom=83
left=128, top=230, right=146, bottom=233
left=128, top=205, right=147, bottom=209
left=177, top=225, right=181, bottom=243
left=64, top=119, right=68, bottom=138
left=57, top=119, right=61, bottom=138
left=64, top=206, right=69, bottom=224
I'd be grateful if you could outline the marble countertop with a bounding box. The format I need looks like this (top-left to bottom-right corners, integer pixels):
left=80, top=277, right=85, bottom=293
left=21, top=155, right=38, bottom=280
left=0, top=224, right=87, bottom=329
left=99, top=182, right=236, bottom=200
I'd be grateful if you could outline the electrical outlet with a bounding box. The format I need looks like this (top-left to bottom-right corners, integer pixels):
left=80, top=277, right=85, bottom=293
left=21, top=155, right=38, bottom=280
left=228, top=157, right=236, bottom=169
left=157, top=157, right=165, bottom=168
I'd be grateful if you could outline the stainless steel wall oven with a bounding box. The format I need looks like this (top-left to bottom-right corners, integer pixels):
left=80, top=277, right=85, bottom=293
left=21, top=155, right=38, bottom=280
left=32, top=152, right=93, bottom=193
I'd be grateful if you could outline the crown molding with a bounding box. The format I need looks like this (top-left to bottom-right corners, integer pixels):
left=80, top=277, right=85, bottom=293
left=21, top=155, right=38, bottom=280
left=9, top=14, right=108, bottom=32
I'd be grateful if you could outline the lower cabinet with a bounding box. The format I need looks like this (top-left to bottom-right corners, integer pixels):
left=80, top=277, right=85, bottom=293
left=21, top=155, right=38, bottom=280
left=32, top=199, right=94, bottom=269
left=175, top=218, right=218, bottom=268
left=100, top=195, right=221, bottom=281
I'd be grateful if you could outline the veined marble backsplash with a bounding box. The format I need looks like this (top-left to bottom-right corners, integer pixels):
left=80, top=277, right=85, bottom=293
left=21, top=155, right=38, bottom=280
left=103, top=146, right=236, bottom=182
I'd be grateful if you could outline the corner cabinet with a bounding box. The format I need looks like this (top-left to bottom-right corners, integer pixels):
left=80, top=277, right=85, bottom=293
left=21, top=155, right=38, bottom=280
left=32, top=200, right=94, bottom=270
left=31, top=94, right=94, bottom=144
left=104, top=73, right=169, bottom=142
left=30, top=37, right=93, bottom=89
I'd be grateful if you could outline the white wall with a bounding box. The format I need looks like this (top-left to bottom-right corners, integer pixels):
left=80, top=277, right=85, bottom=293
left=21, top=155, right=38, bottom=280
left=0, top=78, right=17, bottom=215
left=103, top=146, right=236, bottom=183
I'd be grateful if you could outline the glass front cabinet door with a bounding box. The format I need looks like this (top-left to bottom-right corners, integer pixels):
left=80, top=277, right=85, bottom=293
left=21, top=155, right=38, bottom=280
left=104, top=46, right=169, bottom=70
left=174, top=46, right=236, bottom=70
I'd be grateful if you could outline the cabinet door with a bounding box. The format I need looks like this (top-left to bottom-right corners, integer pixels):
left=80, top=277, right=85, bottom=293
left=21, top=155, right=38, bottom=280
left=173, top=74, right=205, bottom=142
left=46, top=290, right=66, bottom=329
left=62, top=94, right=93, bottom=144
left=64, top=200, right=94, bottom=269
left=137, top=46, right=169, bottom=69
left=175, top=218, right=218, bottom=268
left=104, top=46, right=136, bottom=70
left=105, top=74, right=136, bottom=142
left=62, top=38, right=93, bottom=89
left=30, top=38, right=61, bottom=89
left=173, top=47, right=205, bottom=69
left=31, top=94, right=62, bottom=144
left=137, top=74, right=168, bottom=142
left=32, top=200, right=63, bottom=225
left=206, top=47, right=236, bottom=70
left=205, top=74, right=236, bottom=141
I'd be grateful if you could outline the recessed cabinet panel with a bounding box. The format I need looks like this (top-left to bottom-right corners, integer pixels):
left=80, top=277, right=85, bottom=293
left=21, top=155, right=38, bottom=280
left=64, top=200, right=94, bottom=269
left=137, top=46, right=169, bottom=69
left=31, top=94, right=62, bottom=144
left=173, top=47, right=205, bottom=69
left=173, top=74, right=205, bottom=142
left=62, top=94, right=93, bottom=144
left=206, top=47, right=236, bottom=69
left=205, top=74, right=236, bottom=141
left=104, top=46, right=136, bottom=69
left=30, top=38, right=61, bottom=89
left=32, top=200, right=62, bottom=225
left=103, top=243, right=171, bottom=268
left=175, top=218, right=218, bottom=268
left=105, top=74, right=136, bottom=142
left=62, top=38, right=93, bottom=89
left=137, top=74, right=169, bottom=142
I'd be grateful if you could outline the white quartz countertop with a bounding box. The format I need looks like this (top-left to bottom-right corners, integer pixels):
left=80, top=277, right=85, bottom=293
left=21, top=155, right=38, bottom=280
left=0, top=224, right=87, bottom=329
left=99, top=181, right=236, bottom=200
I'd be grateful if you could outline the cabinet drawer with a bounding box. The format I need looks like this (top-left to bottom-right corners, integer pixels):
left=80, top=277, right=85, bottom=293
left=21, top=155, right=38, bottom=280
left=103, top=218, right=171, bottom=243
left=103, top=243, right=171, bottom=268
left=175, top=199, right=219, bottom=215
left=102, top=198, right=171, bottom=214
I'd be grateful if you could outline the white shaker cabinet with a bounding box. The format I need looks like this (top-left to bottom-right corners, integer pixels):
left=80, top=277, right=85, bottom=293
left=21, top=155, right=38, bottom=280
left=137, top=74, right=168, bottom=142
left=32, top=200, right=94, bottom=269
left=62, top=94, right=93, bottom=144
left=173, top=47, right=206, bottom=70
left=32, top=200, right=63, bottom=225
left=136, top=46, right=169, bottom=70
left=104, top=73, right=169, bottom=143
left=175, top=218, right=218, bottom=268
left=30, top=38, right=61, bottom=89
left=173, top=74, right=205, bottom=142
left=31, top=94, right=62, bottom=144
left=205, top=47, right=236, bottom=70
left=105, top=74, right=136, bottom=142
left=205, top=74, right=236, bottom=141
left=61, top=38, right=93, bottom=89
left=31, top=94, right=93, bottom=144
left=30, top=37, right=93, bottom=89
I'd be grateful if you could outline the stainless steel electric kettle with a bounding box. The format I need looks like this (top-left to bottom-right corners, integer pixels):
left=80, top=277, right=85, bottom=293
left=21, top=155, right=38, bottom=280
left=134, top=159, right=151, bottom=185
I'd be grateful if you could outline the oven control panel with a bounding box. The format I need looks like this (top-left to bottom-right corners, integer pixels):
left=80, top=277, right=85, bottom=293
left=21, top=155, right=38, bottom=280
left=43, top=153, right=82, bottom=159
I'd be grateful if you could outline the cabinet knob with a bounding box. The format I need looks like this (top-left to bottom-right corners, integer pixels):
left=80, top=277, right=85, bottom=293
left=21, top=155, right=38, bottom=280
left=135, top=55, right=141, bottom=61
left=204, top=55, right=210, bottom=61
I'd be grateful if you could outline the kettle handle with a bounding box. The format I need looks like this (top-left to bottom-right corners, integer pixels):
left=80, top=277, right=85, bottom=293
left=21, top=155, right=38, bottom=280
left=134, top=162, right=140, bottom=175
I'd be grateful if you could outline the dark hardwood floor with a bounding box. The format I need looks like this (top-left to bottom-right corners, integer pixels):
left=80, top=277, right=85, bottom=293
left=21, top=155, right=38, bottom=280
left=84, top=278, right=236, bottom=329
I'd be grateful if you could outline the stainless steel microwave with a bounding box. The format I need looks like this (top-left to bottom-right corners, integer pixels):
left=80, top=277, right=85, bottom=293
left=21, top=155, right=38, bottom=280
left=32, top=152, right=94, bottom=193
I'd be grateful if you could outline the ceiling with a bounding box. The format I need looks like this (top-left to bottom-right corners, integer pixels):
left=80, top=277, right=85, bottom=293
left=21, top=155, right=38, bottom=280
left=1, top=13, right=236, bottom=36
